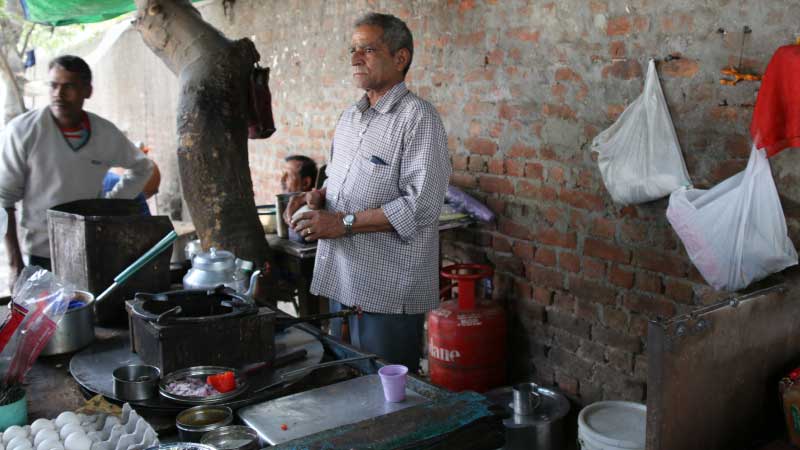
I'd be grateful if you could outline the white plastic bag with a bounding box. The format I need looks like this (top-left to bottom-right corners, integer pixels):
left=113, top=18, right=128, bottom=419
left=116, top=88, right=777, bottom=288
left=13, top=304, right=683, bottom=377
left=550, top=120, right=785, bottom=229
left=667, top=147, right=798, bottom=291
left=592, top=59, right=691, bottom=204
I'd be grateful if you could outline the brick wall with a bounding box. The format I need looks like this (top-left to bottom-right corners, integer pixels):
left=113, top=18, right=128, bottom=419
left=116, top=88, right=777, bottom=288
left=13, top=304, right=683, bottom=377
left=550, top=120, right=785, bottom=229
left=81, top=0, right=800, bottom=403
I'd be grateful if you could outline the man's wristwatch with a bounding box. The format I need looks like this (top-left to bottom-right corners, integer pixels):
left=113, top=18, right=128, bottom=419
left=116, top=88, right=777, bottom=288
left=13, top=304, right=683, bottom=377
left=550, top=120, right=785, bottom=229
left=342, top=213, right=356, bottom=236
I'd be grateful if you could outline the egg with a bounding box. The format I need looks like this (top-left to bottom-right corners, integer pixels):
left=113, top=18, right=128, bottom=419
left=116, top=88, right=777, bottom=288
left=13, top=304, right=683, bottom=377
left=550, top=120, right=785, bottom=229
left=30, top=420, right=54, bottom=437
left=54, top=412, right=79, bottom=429
left=10, top=444, right=30, bottom=450
left=2, top=427, right=26, bottom=444
left=63, top=433, right=90, bottom=450
left=6, top=436, right=31, bottom=450
left=58, top=426, right=82, bottom=442
left=36, top=440, right=62, bottom=450
left=33, top=430, right=58, bottom=447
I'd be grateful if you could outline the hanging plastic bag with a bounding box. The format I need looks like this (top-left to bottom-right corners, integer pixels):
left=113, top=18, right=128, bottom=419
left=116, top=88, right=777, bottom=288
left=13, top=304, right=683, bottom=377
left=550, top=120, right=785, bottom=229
left=666, top=146, right=798, bottom=291
left=592, top=59, right=691, bottom=204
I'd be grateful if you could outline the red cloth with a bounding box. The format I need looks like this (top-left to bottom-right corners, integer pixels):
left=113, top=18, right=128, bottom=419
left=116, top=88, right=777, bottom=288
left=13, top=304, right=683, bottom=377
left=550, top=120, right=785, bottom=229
left=750, top=45, right=800, bottom=157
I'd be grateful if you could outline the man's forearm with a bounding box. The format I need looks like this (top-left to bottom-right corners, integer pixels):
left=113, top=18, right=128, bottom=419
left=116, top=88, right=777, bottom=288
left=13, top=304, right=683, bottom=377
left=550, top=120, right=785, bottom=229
left=351, top=208, right=394, bottom=233
left=4, top=208, right=23, bottom=272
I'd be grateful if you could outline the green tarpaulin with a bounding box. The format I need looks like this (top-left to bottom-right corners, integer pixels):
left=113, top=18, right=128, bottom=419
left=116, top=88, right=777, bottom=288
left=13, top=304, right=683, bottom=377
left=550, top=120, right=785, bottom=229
left=14, top=0, right=200, bottom=26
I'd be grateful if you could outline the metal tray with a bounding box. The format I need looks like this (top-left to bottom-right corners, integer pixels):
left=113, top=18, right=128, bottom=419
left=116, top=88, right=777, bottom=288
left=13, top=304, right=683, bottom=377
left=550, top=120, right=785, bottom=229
left=159, top=366, right=248, bottom=405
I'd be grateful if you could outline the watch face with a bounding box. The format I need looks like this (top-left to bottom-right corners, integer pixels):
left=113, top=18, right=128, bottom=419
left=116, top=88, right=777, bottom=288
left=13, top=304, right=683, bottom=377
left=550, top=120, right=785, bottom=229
left=344, top=214, right=356, bottom=226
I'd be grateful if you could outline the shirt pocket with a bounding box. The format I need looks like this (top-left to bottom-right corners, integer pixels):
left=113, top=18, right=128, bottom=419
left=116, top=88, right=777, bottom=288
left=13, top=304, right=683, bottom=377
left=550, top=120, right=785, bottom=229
left=352, top=152, right=397, bottom=209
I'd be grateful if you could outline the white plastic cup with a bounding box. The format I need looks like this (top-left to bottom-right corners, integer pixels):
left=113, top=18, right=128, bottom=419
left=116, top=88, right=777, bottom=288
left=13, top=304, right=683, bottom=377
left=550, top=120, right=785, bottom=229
left=378, top=365, right=408, bottom=403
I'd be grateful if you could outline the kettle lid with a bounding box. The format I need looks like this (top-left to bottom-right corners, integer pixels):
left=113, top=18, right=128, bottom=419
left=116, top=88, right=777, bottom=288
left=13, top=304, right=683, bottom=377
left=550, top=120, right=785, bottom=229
left=192, top=247, right=236, bottom=271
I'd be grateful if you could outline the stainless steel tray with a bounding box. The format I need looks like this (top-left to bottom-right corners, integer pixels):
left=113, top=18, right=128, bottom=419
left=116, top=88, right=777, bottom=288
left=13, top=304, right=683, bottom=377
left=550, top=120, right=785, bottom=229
left=159, top=365, right=248, bottom=405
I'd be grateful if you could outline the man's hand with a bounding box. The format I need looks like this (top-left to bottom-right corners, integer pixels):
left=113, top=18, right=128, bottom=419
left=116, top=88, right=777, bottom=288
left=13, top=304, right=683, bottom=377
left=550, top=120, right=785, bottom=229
left=305, top=189, right=325, bottom=210
left=292, top=210, right=345, bottom=241
left=283, top=194, right=306, bottom=225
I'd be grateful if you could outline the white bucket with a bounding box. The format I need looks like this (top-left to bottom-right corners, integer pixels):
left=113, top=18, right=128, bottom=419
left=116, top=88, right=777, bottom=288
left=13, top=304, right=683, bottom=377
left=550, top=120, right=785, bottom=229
left=578, top=401, right=646, bottom=450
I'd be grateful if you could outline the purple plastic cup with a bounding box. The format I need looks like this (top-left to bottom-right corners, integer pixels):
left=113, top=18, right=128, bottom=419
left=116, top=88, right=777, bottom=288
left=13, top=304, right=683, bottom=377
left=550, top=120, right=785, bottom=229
left=378, top=365, right=408, bottom=402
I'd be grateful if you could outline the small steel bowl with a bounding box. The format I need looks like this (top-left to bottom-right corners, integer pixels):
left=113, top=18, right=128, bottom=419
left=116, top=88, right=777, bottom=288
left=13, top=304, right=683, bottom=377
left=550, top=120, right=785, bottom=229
left=176, top=405, right=233, bottom=442
left=113, top=364, right=160, bottom=401
left=200, top=425, right=260, bottom=450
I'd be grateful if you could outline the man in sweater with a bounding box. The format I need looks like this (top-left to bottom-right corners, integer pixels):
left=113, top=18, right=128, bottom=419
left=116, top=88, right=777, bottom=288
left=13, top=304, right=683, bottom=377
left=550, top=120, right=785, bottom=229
left=0, top=55, right=153, bottom=286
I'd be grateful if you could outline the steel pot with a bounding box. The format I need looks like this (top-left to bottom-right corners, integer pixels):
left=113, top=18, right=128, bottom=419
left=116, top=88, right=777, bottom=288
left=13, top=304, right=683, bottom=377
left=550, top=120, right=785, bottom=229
left=113, top=364, right=160, bottom=401
left=484, top=383, right=570, bottom=450
left=40, top=290, right=95, bottom=356
left=176, top=405, right=233, bottom=442
left=200, top=425, right=260, bottom=450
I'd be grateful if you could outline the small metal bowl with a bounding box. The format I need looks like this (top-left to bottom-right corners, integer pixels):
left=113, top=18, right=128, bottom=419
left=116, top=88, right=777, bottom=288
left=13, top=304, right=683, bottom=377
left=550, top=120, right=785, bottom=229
left=201, top=425, right=260, bottom=450
left=113, top=364, right=160, bottom=401
left=176, top=405, right=233, bottom=442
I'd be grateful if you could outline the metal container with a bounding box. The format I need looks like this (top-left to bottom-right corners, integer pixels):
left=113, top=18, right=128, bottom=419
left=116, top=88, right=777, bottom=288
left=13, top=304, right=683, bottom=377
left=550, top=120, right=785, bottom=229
left=145, top=445, right=217, bottom=450
left=484, top=383, right=570, bottom=450
left=200, top=425, right=260, bottom=450
left=176, top=405, right=234, bottom=442
left=113, top=364, right=160, bottom=401
left=40, top=290, right=95, bottom=356
left=160, top=366, right=248, bottom=405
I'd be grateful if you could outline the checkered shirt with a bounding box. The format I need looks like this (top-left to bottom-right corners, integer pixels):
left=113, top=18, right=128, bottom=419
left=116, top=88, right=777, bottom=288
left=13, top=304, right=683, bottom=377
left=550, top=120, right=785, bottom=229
left=310, top=82, right=451, bottom=314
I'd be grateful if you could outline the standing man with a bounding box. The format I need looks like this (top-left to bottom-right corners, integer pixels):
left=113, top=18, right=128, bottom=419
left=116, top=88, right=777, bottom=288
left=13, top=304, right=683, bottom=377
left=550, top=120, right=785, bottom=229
left=287, top=13, right=451, bottom=372
left=280, top=155, right=318, bottom=193
left=0, top=55, right=153, bottom=284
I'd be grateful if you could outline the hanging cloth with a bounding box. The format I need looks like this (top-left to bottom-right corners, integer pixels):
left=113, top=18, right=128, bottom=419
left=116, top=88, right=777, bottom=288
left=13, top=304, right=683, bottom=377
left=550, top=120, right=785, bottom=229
left=750, top=45, right=800, bottom=157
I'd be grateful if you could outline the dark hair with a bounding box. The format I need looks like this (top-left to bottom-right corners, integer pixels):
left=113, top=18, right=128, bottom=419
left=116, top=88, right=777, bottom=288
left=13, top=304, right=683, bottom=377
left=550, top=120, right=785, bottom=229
left=49, top=55, right=92, bottom=85
left=354, top=13, right=414, bottom=75
left=285, top=155, right=318, bottom=183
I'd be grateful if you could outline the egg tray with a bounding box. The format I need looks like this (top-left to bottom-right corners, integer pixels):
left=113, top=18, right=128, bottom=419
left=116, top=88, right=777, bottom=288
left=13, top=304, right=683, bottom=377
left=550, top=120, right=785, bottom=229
left=0, top=404, right=158, bottom=450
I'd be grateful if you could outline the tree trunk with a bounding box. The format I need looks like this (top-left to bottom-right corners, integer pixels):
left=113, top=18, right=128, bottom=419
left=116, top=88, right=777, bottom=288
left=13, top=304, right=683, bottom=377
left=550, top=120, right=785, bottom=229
left=0, top=15, right=27, bottom=125
left=132, top=0, right=269, bottom=267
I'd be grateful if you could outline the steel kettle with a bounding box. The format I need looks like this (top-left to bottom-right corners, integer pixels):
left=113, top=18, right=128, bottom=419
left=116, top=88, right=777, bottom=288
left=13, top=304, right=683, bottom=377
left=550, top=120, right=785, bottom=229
left=182, top=247, right=260, bottom=296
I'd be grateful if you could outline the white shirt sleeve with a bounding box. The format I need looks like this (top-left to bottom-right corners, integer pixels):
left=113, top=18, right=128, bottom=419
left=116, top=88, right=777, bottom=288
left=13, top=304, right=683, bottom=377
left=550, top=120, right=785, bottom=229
left=0, top=123, right=28, bottom=209
left=103, top=129, right=154, bottom=200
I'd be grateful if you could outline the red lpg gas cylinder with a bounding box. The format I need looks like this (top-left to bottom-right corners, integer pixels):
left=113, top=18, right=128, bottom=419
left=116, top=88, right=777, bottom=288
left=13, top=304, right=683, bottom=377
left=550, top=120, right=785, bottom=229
left=428, top=264, right=507, bottom=392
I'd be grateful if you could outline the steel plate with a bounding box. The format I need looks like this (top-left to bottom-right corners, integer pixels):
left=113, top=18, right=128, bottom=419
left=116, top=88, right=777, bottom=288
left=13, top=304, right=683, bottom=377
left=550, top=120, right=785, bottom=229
left=159, top=366, right=248, bottom=405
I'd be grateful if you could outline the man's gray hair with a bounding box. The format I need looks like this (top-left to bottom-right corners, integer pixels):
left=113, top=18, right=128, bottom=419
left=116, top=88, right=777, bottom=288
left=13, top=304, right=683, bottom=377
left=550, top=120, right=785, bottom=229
left=354, top=12, right=414, bottom=75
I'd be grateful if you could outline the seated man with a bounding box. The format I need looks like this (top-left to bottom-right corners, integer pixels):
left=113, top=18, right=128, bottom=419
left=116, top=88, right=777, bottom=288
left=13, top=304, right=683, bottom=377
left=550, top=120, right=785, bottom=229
left=280, top=155, right=318, bottom=193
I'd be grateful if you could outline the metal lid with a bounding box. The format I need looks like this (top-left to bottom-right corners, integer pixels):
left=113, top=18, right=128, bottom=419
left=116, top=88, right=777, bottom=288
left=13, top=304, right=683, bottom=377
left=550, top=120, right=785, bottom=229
left=192, top=247, right=236, bottom=272
left=201, top=425, right=259, bottom=450
left=485, top=384, right=570, bottom=429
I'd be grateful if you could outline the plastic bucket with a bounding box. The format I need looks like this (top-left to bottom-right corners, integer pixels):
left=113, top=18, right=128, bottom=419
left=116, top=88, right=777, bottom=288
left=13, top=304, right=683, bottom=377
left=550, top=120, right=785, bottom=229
left=0, top=388, right=27, bottom=431
left=578, top=401, right=646, bottom=450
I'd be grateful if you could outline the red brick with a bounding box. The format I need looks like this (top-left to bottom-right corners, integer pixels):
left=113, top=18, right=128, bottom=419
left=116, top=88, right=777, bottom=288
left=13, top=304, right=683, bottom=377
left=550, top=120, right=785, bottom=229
left=468, top=156, right=486, bottom=173
left=635, top=271, right=662, bottom=294
left=577, top=169, right=596, bottom=189
left=508, top=142, right=537, bottom=158
left=555, top=372, right=579, bottom=396
left=488, top=159, right=505, bottom=175
left=542, top=103, right=577, bottom=120
left=465, top=137, right=498, bottom=156
left=620, top=221, right=648, bottom=243
left=633, top=16, right=650, bottom=33
left=525, top=162, right=544, bottom=179
left=455, top=31, right=485, bottom=46
left=661, top=13, right=693, bottom=33
left=576, top=299, right=600, bottom=322
left=609, top=265, right=634, bottom=289
left=583, top=257, right=607, bottom=279
left=526, top=264, right=564, bottom=289
left=710, top=159, right=745, bottom=183
left=515, top=279, right=532, bottom=301
left=539, top=146, right=558, bottom=160
left=551, top=83, right=567, bottom=100
left=506, top=27, right=541, bottom=43
left=602, top=60, right=643, bottom=80
left=535, top=248, right=557, bottom=267
left=544, top=207, right=564, bottom=225
left=452, top=155, right=468, bottom=171
left=517, top=180, right=558, bottom=201
left=486, top=197, right=506, bottom=216
left=609, top=41, right=626, bottom=58
left=709, top=106, right=738, bottom=122
left=591, top=217, right=616, bottom=239
left=623, top=293, right=676, bottom=319
left=536, top=228, right=577, bottom=249
left=486, top=48, right=504, bottom=66
left=584, top=238, right=631, bottom=263
left=553, top=292, right=575, bottom=312
left=499, top=218, right=533, bottom=240
left=569, top=276, right=617, bottom=305
left=726, top=134, right=751, bottom=159
left=555, top=67, right=581, bottom=82
left=533, top=286, right=553, bottom=306
left=633, top=249, right=687, bottom=277
left=629, top=315, right=649, bottom=337
left=506, top=160, right=524, bottom=177
left=492, top=235, right=512, bottom=253
left=603, top=306, right=629, bottom=329
left=464, top=101, right=492, bottom=116
left=589, top=0, right=607, bottom=13
left=663, top=278, right=695, bottom=304
left=548, top=166, right=566, bottom=185
left=606, top=16, right=631, bottom=36
left=513, top=241, right=536, bottom=260
left=661, top=58, right=700, bottom=78
left=479, top=175, right=514, bottom=194
left=559, top=252, right=581, bottom=273
left=450, top=173, right=477, bottom=188
left=560, top=189, right=605, bottom=211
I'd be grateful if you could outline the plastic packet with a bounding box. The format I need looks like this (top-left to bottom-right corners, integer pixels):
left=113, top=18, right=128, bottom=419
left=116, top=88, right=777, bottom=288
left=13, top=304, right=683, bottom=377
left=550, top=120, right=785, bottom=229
left=0, top=267, right=73, bottom=384
left=445, top=185, right=495, bottom=223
